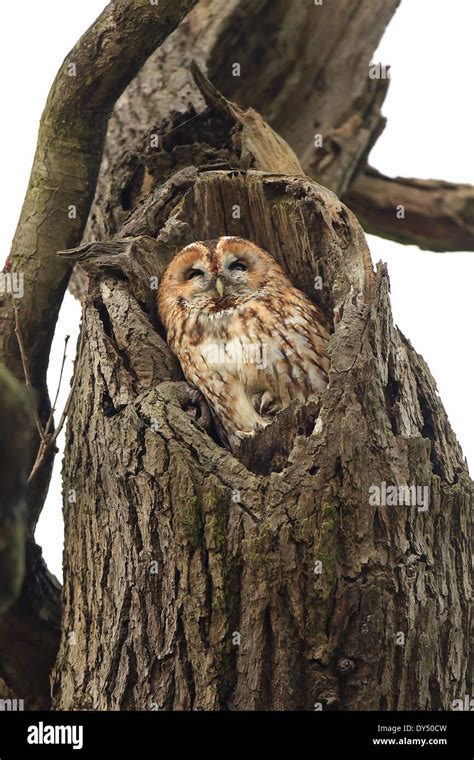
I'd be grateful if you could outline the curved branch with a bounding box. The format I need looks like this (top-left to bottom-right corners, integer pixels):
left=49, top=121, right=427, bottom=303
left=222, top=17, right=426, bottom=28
left=0, top=0, right=198, bottom=527
left=345, top=166, right=474, bottom=252
left=2, top=0, right=198, bottom=388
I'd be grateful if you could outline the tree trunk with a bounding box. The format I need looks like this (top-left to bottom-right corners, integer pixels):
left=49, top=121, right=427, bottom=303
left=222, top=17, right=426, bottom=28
left=2, top=0, right=471, bottom=714
left=52, top=103, right=471, bottom=707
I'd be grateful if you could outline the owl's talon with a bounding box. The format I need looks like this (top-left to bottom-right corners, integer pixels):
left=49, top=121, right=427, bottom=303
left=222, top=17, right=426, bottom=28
left=171, top=381, right=212, bottom=431
left=235, top=429, right=256, bottom=440
left=260, top=392, right=281, bottom=419
left=252, top=390, right=281, bottom=421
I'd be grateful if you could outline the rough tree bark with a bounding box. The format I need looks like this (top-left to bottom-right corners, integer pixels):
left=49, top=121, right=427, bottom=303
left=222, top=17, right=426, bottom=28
left=1, top=0, right=472, bottom=712
left=51, top=80, right=471, bottom=709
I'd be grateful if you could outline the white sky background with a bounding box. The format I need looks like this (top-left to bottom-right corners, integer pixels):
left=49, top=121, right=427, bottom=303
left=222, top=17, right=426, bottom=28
left=0, top=0, right=473, bottom=580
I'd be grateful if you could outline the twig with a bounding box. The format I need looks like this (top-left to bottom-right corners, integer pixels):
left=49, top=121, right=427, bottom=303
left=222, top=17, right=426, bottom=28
left=13, top=301, right=47, bottom=442
left=27, top=327, right=85, bottom=485
left=44, top=334, right=70, bottom=437
left=49, top=328, right=85, bottom=449
left=27, top=436, right=54, bottom=486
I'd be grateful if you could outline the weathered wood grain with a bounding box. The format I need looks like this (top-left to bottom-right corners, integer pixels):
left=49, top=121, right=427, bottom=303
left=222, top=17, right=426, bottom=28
left=54, top=170, right=471, bottom=710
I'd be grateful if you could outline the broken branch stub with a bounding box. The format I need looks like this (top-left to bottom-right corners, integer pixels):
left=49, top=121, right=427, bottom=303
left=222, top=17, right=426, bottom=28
left=345, top=166, right=474, bottom=252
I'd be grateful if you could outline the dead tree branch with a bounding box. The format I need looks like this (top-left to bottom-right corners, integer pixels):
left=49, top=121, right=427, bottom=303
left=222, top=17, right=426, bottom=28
left=345, top=166, right=474, bottom=252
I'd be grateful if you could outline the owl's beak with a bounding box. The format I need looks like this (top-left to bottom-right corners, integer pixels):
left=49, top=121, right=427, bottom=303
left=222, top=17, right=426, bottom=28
left=215, top=278, right=224, bottom=297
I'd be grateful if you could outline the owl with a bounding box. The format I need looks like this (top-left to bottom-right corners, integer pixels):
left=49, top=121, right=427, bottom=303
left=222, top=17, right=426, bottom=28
left=157, top=237, right=330, bottom=451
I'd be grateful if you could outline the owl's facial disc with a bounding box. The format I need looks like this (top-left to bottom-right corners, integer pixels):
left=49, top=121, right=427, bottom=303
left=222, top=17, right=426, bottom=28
left=180, top=255, right=263, bottom=313
left=160, top=239, right=276, bottom=321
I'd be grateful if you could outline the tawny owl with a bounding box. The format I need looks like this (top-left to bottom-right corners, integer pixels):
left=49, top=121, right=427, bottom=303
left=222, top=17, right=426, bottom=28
left=157, top=237, right=330, bottom=451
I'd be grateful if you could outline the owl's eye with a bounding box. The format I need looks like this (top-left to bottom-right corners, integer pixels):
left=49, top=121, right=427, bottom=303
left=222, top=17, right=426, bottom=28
left=229, top=260, right=247, bottom=272
left=186, top=268, right=204, bottom=280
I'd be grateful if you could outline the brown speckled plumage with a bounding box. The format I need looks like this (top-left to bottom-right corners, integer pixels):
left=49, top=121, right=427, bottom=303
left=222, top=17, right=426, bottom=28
left=157, top=237, right=330, bottom=450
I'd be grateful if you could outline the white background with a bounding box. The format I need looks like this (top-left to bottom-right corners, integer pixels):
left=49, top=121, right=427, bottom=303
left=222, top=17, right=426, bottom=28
left=0, top=0, right=472, bottom=580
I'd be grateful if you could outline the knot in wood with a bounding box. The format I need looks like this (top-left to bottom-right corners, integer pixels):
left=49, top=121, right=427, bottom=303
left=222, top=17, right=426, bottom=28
left=336, top=657, right=356, bottom=675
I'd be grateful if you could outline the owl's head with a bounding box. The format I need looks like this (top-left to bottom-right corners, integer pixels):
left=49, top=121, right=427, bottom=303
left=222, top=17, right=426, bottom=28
left=158, top=237, right=287, bottom=321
